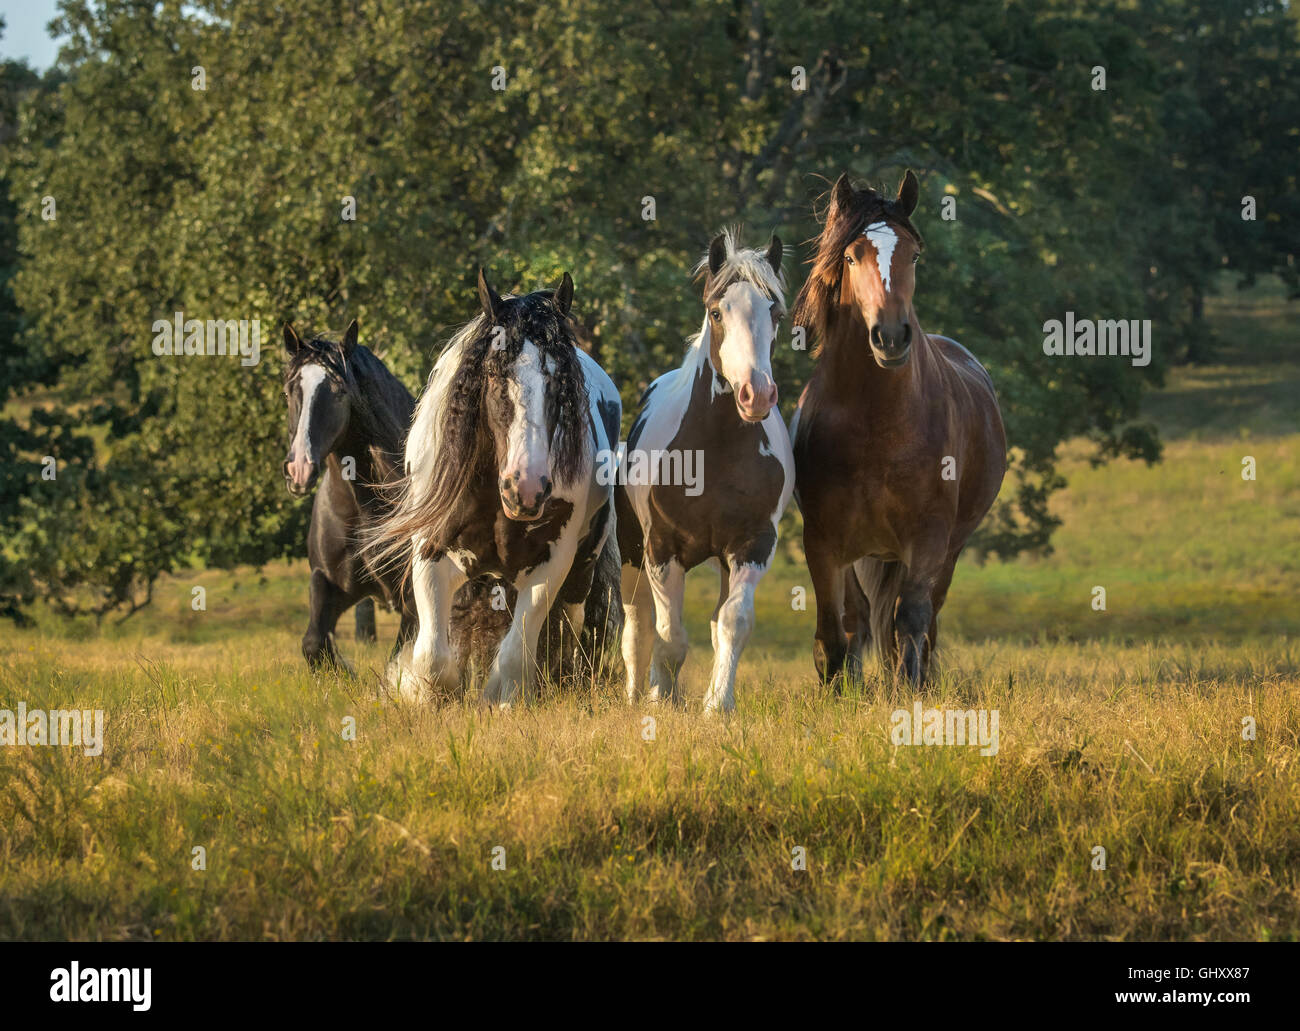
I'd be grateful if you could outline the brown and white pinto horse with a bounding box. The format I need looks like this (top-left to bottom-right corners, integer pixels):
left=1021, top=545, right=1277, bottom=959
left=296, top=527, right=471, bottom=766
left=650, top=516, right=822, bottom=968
left=791, top=171, right=1006, bottom=686
left=618, top=230, right=794, bottom=713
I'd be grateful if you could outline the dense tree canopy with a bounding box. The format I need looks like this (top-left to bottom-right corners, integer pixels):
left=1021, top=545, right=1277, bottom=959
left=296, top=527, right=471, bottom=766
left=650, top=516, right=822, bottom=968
left=1, top=0, right=1296, bottom=617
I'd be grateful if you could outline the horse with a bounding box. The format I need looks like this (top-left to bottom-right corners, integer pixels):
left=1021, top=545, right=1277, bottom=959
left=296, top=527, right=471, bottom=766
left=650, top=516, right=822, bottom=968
left=790, top=171, right=1006, bottom=687
left=281, top=319, right=418, bottom=669
left=616, top=230, right=795, bottom=714
left=371, top=269, right=622, bottom=708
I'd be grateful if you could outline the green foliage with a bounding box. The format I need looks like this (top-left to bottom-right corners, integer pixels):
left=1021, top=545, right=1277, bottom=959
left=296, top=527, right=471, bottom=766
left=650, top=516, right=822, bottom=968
left=1, top=0, right=1296, bottom=615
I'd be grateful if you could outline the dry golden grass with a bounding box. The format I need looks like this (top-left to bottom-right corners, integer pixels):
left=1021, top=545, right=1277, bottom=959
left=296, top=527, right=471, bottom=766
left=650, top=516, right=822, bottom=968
left=1, top=627, right=1297, bottom=940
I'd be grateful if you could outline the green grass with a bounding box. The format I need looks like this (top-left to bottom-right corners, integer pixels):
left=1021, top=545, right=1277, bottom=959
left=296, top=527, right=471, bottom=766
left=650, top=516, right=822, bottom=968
left=1, top=278, right=1297, bottom=940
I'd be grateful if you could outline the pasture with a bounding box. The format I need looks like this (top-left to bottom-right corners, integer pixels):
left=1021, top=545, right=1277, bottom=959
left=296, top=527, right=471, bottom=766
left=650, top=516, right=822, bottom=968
left=1, top=284, right=1297, bottom=941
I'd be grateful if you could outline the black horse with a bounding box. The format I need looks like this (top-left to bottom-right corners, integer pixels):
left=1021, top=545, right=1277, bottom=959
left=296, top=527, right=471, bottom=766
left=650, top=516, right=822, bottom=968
left=282, top=320, right=417, bottom=668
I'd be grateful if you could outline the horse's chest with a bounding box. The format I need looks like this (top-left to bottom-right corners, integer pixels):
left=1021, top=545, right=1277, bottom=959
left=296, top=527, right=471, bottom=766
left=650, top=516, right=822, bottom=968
left=442, top=484, right=576, bottom=581
left=640, top=415, right=786, bottom=567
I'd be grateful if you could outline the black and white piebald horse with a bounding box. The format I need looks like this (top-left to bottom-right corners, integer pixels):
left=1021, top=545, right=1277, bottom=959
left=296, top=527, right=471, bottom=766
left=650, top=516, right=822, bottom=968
left=282, top=320, right=417, bottom=668
left=616, top=231, right=795, bottom=713
left=373, top=270, right=622, bottom=708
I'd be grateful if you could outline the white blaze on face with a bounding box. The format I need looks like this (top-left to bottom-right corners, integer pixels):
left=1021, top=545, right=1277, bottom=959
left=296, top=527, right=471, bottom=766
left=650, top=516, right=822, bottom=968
left=863, top=221, right=898, bottom=294
left=291, top=364, right=328, bottom=464
left=714, top=281, right=777, bottom=401
left=502, top=340, right=550, bottom=497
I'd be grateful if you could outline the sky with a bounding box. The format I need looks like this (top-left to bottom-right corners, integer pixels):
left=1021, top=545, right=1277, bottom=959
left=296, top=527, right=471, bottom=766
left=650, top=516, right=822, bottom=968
left=0, top=0, right=64, bottom=70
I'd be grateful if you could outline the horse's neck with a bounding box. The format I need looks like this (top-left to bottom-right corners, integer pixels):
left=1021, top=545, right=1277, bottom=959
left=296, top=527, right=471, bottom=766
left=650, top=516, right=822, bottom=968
left=329, top=418, right=387, bottom=508
left=692, top=353, right=743, bottom=430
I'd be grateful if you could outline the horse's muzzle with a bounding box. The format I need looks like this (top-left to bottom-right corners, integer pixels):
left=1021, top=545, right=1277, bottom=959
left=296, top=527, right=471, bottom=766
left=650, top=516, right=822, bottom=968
left=735, top=378, right=778, bottom=422
left=284, top=457, right=317, bottom=496
left=870, top=322, right=912, bottom=367
left=500, top=474, right=552, bottom=521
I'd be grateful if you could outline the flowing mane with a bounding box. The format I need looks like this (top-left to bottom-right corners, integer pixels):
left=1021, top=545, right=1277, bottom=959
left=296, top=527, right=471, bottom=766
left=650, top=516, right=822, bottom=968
left=371, top=289, right=589, bottom=569
left=793, top=182, right=924, bottom=356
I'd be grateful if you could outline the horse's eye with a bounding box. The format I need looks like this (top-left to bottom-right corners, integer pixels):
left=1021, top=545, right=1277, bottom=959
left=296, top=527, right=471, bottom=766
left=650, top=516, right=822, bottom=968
left=845, top=255, right=855, bottom=266
left=710, top=309, right=721, bottom=322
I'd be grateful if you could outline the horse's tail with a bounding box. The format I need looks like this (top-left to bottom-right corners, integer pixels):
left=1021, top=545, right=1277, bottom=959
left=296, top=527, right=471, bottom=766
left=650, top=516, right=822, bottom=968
left=852, top=558, right=906, bottom=668
left=585, top=527, right=624, bottom=667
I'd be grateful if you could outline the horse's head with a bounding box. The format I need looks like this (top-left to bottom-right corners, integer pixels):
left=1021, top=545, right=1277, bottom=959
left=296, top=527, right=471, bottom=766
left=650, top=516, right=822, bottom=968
left=474, top=268, right=586, bottom=521
left=699, top=231, right=786, bottom=422
left=282, top=320, right=357, bottom=496
left=827, top=170, right=924, bottom=369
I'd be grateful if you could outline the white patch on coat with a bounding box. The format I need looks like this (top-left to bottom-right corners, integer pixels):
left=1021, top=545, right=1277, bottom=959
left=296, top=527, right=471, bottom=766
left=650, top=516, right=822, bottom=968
left=864, top=221, right=898, bottom=294
left=711, top=282, right=777, bottom=400
left=291, top=364, right=328, bottom=462
left=501, top=340, right=549, bottom=489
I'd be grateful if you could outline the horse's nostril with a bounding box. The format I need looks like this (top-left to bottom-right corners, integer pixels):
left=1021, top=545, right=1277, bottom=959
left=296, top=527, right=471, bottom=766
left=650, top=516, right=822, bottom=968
left=902, top=323, right=912, bottom=345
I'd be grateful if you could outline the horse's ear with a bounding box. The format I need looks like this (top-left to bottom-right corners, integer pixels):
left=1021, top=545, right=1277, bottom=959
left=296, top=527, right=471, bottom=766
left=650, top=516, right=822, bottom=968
left=553, top=272, right=574, bottom=316
left=341, top=319, right=359, bottom=356
left=830, top=172, right=855, bottom=221
left=766, top=236, right=783, bottom=274
left=283, top=323, right=302, bottom=356
left=707, top=233, right=728, bottom=277
left=477, top=267, right=502, bottom=321
left=897, top=169, right=920, bottom=217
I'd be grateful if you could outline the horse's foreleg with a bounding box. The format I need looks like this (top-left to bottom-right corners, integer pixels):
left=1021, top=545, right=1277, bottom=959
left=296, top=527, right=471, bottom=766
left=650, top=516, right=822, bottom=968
left=393, top=546, right=465, bottom=702
left=390, top=604, right=418, bottom=663
left=894, top=577, right=936, bottom=687
left=703, top=558, right=766, bottom=715
left=709, top=560, right=730, bottom=656
left=806, top=543, right=848, bottom=687
left=620, top=563, right=655, bottom=704
left=647, top=558, right=688, bottom=706
left=485, top=535, right=580, bottom=709
left=922, top=558, right=958, bottom=681
left=304, top=568, right=350, bottom=671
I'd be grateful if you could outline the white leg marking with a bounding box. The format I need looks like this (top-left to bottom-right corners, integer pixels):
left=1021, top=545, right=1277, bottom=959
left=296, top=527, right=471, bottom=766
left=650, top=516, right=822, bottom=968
left=389, top=543, right=466, bottom=702
left=703, top=560, right=767, bottom=715
left=620, top=564, right=655, bottom=704
left=647, top=559, right=688, bottom=706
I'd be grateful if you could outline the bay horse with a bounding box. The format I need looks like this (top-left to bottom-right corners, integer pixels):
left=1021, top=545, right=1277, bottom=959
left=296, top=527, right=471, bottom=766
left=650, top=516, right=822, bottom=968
left=282, top=320, right=418, bottom=668
left=791, top=172, right=1006, bottom=686
left=617, top=230, right=794, bottom=713
left=371, top=269, right=622, bottom=708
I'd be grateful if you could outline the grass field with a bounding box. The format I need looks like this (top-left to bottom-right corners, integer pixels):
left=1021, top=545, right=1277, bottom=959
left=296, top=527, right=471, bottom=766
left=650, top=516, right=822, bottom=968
left=1, top=282, right=1297, bottom=940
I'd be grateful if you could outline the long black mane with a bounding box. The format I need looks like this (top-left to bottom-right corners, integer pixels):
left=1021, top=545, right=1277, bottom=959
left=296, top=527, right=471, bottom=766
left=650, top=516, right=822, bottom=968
left=373, top=288, right=590, bottom=564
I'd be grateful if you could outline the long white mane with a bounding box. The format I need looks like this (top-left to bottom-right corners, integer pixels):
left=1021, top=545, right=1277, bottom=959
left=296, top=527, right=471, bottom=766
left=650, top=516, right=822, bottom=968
left=403, top=317, right=482, bottom=508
